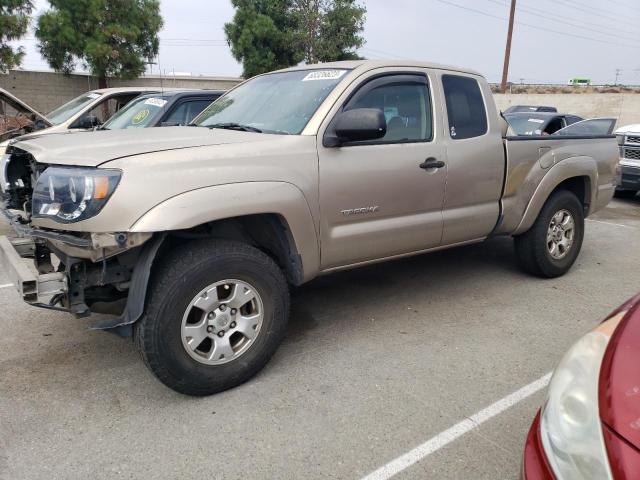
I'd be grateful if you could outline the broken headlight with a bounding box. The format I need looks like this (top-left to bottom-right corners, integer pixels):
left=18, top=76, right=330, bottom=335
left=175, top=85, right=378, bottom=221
left=32, top=167, right=121, bottom=223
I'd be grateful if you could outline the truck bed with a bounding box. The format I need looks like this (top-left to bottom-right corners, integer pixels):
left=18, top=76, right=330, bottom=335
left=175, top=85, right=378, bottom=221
left=498, top=134, right=619, bottom=235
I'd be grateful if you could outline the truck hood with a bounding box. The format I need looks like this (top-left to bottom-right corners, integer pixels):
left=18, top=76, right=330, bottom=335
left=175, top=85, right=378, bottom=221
left=616, top=124, right=640, bottom=135
left=0, top=89, right=52, bottom=143
left=11, top=126, right=277, bottom=166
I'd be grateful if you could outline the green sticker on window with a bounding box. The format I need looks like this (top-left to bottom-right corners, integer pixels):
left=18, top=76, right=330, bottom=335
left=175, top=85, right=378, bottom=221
left=132, top=109, right=150, bottom=125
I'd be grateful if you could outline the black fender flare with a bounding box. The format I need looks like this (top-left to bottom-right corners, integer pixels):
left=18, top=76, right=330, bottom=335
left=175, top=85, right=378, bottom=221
left=89, top=234, right=166, bottom=336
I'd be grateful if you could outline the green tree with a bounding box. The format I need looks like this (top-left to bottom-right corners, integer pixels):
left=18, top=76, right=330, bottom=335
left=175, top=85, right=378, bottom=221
left=225, top=0, right=366, bottom=78
left=0, top=0, right=34, bottom=73
left=224, top=0, right=301, bottom=79
left=35, top=0, right=163, bottom=88
left=293, top=0, right=366, bottom=63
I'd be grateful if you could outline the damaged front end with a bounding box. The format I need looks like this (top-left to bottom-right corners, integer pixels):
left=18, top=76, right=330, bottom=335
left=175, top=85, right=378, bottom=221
left=1, top=145, right=157, bottom=335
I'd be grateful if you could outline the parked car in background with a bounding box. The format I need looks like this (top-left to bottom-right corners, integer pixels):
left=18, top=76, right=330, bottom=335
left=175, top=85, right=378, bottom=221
left=100, top=90, right=224, bottom=130
left=504, top=112, right=584, bottom=136
left=503, top=105, right=558, bottom=114
left=553, top=118, right=617, bottom=137
left=614, top=124, right=640, bottom=199
left=0, top=88, right=51, bottom=142
left=0, top=87, right=174, bottom=157
left=42, top=87, right=167, bottom=133
left=522, top=293, right=640, bottom=479
left=0, top=60, right=619, bottom=395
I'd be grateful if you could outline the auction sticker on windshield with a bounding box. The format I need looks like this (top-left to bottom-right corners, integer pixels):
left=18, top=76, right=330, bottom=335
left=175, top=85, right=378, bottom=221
left=302, top=70, right=348, bottom=81
left=144, top=98, right=167, bottom=107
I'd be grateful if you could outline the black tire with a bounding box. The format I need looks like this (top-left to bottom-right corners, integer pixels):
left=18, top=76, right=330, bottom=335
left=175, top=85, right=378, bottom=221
left=134, top=239, right=289, bottom=396
left=514, top=190, right=585, bottom=278
left=614, top=189, right=638, bottom=199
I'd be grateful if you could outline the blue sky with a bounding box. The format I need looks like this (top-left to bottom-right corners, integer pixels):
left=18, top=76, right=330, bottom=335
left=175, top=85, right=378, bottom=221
left=12, top=0, right=640, bottom=85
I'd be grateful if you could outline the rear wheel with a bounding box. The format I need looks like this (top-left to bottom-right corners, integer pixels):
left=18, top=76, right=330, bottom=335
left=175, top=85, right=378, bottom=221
left=514, top=190, right=584, bottom=278
left=134, top=239, right=289, bottom=396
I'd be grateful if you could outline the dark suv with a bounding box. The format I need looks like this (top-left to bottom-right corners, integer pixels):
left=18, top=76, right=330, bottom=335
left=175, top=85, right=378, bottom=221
left=101, top=90, right=224, bottom=130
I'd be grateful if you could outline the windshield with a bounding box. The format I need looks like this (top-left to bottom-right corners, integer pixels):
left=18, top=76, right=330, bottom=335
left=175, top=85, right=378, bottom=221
left=194, top=69, right=350, bottom=134
left=102, top=96, right=168, bottom=130
left=505, top=115, right=548, bottom=135
left=46, top=92, right=102, bottom=125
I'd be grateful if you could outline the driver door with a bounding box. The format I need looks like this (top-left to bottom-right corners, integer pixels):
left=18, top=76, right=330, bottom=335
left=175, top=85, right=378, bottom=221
left=317, top=71, right=447, bottom=270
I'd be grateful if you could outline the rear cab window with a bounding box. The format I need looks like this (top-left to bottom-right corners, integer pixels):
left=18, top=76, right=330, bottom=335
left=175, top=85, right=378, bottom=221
left=442, top=74, right=488, bottom=140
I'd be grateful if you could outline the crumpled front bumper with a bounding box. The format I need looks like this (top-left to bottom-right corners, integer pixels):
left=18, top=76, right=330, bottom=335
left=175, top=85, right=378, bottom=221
left=0, top=235, right=67, bottom=304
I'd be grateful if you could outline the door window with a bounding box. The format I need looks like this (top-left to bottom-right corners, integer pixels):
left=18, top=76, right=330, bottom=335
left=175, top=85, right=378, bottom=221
left=342, top=75, right=432, bottom=144
left=82, top=93, right=140, bottom=125
left=164, top=99, right=214, bottom=125
left=442, top=75, right=488, bottom=140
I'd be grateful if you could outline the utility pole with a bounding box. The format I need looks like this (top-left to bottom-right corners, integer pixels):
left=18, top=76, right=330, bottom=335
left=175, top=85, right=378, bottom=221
left=501, top=0, right=517, bottom=93
left=615, top=68, right=622, bottom=85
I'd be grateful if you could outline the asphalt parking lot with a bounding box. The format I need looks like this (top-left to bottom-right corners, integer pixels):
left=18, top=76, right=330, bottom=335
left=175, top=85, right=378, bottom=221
left=1, top=197, right=639, bottom=480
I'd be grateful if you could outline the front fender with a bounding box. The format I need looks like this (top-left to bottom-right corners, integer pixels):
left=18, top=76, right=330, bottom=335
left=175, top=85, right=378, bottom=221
left=513, top=156, right=597, bottom=235
left=130, top=181, right=320, bottom=281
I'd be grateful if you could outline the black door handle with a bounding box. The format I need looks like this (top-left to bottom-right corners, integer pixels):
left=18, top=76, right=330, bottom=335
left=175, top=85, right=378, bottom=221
left=419, top=158, right=445, bottom=170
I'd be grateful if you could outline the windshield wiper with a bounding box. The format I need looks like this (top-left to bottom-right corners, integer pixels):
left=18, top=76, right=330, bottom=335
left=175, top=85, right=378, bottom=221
left=207, top=122, right=262, bottom=133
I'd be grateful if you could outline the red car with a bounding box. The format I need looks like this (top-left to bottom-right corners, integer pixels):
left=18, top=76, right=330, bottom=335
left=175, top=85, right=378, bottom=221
left=523, top=293, right=640, bottom=479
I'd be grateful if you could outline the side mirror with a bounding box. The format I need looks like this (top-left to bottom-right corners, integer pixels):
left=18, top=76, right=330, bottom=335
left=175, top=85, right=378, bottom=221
left=71, top=114, right=101, bottom=129
left=325, top=108, right=387, bottom=147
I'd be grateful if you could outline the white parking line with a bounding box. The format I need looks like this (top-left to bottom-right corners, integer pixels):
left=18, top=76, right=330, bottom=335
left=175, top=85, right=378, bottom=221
left=0, top=283, right=13, bottom=289
left=360, top=372, right=552, bottom=480
left=587, top=219, right=635, bottom=229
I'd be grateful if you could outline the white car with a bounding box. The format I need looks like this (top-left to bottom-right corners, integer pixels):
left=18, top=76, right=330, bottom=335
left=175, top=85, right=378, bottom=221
left=615, top=124, right=640, bottom=198
left=1, top=87, right=167, bottom=143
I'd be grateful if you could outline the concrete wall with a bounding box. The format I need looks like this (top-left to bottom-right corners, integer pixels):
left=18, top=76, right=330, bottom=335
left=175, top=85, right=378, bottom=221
left=494, top=93, right=640, bottom=128
left=0, top=70, right=242, bottom=114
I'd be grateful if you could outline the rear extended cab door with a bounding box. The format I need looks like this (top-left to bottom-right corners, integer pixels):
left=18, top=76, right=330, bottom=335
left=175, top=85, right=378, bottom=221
left=437, top=71, right=506, bottom=245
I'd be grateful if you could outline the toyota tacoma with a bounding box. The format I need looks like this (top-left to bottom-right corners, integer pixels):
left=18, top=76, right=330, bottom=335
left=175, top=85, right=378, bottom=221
left=0, top=61, right=619, bottom=395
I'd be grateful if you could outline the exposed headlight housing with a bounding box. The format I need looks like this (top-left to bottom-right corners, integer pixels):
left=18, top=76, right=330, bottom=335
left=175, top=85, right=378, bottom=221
left=32, top=167, right=121, bottom=223
left=540, top=313, right=624, bottom=480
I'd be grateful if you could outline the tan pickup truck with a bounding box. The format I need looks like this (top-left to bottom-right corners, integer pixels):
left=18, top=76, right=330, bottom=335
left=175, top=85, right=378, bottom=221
left=0, top=60, right=619, bottom=395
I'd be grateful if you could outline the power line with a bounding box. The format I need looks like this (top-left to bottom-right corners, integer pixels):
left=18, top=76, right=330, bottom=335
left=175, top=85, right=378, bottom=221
left=484, top=0, right=640, bottom=46
left=431, top=0, right=640, bottom=50
left=543, top=0, right=640, bottom=29
left=608, top=0, right=639, bottom=9
left=519, top=0, right=640, bottom=37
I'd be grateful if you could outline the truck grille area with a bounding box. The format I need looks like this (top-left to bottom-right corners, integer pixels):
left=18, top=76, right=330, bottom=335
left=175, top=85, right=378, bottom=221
left=626, top=136, right=640, bottom=144
left=0, top=147, right=41, bottom=211
left=624, top=148, right=640, bottom=161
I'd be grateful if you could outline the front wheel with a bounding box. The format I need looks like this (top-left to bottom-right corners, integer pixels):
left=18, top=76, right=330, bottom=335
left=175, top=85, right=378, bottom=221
left=514, top=190, right=585, bottom=278
left=134, top=239, right=290, bottom=396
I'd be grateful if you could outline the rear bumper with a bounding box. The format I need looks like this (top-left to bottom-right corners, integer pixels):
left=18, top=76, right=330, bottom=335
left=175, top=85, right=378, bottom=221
left=0, top=235, right=67, bottom=304
left=618, top=164, right=640, bottom=191
left=522, top=410, right=554, bottom=480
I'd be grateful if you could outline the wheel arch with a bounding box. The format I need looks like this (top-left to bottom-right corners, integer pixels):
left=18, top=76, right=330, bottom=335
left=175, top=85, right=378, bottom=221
left=129, top=182, right=320, bottom=283
left=514, top=157, right=596, bottom=235
left=92, top=183, right=319, bottom=335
